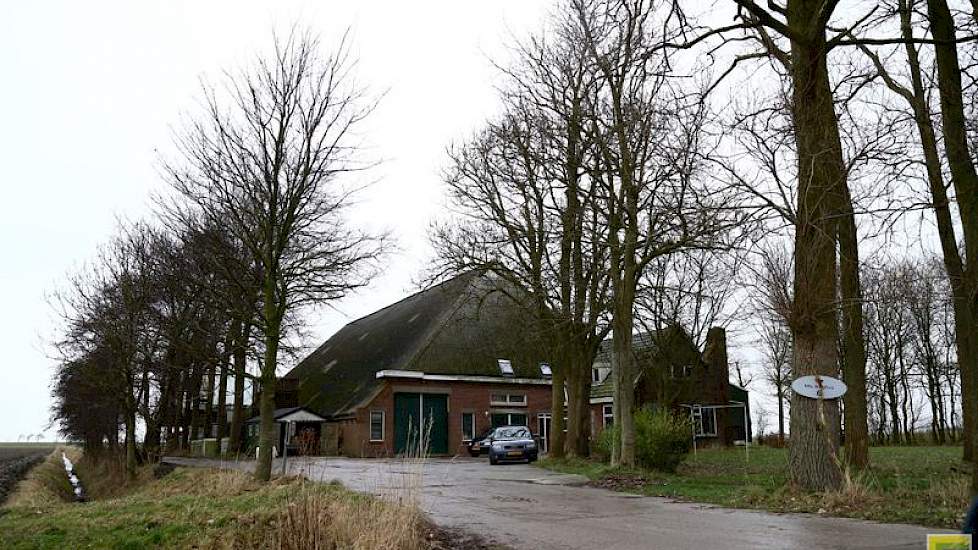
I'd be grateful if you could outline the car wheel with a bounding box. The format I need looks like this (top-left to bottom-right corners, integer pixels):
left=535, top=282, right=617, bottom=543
left=490, top=455, right=498, bottom=465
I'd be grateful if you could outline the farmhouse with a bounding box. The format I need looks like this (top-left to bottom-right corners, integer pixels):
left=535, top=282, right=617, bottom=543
left=274, top=271, right=750, bottom=457
left=589, top=326, right=751, bottom=447
left=276, top=272, right=554, bottom=457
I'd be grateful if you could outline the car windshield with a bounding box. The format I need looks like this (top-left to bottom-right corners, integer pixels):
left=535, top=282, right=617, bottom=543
left=493, top=427, right=530, bottom=440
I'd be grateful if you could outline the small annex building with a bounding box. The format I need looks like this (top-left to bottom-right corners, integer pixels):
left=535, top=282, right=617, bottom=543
left=244, top=407, right=328, bottom=456
left=590, top=326, right=750, bottom=447
left=277, top=272, right=554, bottom=457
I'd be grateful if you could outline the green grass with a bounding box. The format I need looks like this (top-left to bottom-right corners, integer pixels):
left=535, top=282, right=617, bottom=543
left=538, top=446, right=969, bottom=528
left=0, top=466, right=420, bottom=549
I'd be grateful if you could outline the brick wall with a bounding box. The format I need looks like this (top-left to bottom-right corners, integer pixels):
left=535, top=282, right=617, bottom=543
left=340, top=378, right=552, bottom=457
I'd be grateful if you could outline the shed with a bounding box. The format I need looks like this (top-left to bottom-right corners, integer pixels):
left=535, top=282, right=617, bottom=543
left=246, top=407, right=328, bottom=455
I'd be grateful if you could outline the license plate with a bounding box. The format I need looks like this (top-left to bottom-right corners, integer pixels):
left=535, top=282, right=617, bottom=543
left=506, top=450, right=522, bottom=456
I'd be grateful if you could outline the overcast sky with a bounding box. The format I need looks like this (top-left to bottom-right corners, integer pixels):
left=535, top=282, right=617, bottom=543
left=0, top=1, right=782, bottom=442
left=0, top=0, right=565, bottom=441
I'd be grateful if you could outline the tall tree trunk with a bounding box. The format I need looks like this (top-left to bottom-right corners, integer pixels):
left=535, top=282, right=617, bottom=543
left=925, top=0, right=978, bottom=479
left=611, top=279, right=637, bottom=467
left=124, top=403, right=137, bottom=480
left=228, top=321, right=251, bottom=455
left=777, top=387, right=786, bottom=443
left=215, top=362, right=229, bottom=444
left=215, top=319, right=238, bottom=445
left=565, top=355, right=583, bottom=458
left=550, top=366, right=567, bottom=460
left=785, top=0, right=845, bottom=491
left=255, top=272, right=281, bottom=482
left=838, top=190, right=869, bottom=469
left=203, top=361, right=216, bottom=439
left=575, top=359, right=592, bottom=457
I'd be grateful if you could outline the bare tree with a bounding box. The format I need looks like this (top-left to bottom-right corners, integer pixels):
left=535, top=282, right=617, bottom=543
left=571, top=0, right=743, bottom=467
left=164, top=29, right=387, bottom=481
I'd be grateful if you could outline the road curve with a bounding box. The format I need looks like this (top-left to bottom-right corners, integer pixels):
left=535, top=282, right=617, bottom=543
left=164, top=456, right=949, bottom=550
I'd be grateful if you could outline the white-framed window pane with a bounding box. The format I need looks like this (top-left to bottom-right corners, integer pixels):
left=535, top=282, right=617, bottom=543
left=702, top=408, right=716, bottom=436
left=370, top=410, right=384, bottom=441
left=462, top=412, right=475, bottom=441
left=602, top=405, right=614, bottom=427
left=508, top=394, right=526, bottom=404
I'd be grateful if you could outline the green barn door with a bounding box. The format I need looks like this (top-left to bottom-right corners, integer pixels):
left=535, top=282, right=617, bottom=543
left=422, top=394, right=448, bottom=455
left=394, top=393, right=448, bottom=455
left=394, top=393, right=421, bottom=455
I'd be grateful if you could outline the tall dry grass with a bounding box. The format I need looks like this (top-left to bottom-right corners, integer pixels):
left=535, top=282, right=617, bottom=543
left=268, top=483, right=429, bottom=550
left=819, top=467, right=882, bottom=512
left=266, top=418, right=434, bottom=550
left=74, top=452, right=154, bottom=500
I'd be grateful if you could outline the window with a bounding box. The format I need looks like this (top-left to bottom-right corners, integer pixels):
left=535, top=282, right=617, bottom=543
left=539, top=363, right=552, bottom=377
left=602, top=405, right=614, bottom=428
left=491, top=412, right=528, bottom=428
left=592, top=366, right=609, bottom=384
left=497, top=359, right=514, bottom=376
left=491, top=393, right=526, bottom=406
left=462, top=412, right=475, bottom=441
left=693, top=406, right=717, bottom=437
left=670, top=364, right=693, bottom=378
left=369, top=410, right=384, bottom=441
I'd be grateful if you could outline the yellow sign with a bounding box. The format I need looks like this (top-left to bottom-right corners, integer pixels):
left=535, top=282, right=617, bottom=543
left=928, top=534, right=972, bottom=550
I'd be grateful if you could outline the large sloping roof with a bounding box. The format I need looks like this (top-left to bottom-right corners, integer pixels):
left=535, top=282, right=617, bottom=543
left=283, top=272, right=548, bottom=418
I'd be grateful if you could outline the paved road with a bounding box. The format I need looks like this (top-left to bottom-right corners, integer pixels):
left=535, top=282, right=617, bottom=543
left=165, top=456, right=949, bottom=549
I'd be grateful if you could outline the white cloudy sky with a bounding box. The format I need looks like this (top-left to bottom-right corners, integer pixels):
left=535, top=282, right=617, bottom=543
left=0, top=1, right=780, bottom=442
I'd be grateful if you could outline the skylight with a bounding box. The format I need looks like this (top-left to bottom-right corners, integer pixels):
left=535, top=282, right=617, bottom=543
left=539, top=363, right=552, bottom=377
left=497, top=359, right=514, bottom=376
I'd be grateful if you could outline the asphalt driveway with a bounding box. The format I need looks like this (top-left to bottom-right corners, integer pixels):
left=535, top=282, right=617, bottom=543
left=164, top=455, right=949, bottom=549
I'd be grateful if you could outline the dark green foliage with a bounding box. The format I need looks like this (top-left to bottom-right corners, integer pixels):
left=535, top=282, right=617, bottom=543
left=593, top=424, right=619, bottom=462
left=592, top=407, right=692, bottom=472
left=633, top=406, right=692, bottom=473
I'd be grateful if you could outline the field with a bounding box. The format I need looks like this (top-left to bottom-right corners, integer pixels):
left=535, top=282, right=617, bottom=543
left=538, top=446, right=970, bottom=528
left=0, top=444, right=56, bottom=505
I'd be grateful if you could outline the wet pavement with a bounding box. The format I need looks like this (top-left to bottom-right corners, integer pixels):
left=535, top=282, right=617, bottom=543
left=164, top=455, right=949, bottom=549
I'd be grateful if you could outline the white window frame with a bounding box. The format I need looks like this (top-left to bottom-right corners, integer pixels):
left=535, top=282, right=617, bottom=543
left=693, top=406, right=717, bottom=437
left=369, top=410, right=385, bottom=442
left=602, top=404, right=614, bottom=428
left=497, top=359, right=514, bottom=376
left=490, top=393, right=527, bottom=407
left=461, top=412, right=476, bottom=442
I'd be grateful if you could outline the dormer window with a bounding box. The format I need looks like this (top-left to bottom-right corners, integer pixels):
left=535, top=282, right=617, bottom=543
left=497, top=359, right=514, bottom=377
left=539, top=363, right=552, bottom=378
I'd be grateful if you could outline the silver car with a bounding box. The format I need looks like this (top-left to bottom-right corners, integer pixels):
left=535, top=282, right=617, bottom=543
left=486, top=426, right=538, bottom=465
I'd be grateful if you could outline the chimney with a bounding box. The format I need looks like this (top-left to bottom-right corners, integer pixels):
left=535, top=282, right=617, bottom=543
left=703, top=327, right=730, bottom=401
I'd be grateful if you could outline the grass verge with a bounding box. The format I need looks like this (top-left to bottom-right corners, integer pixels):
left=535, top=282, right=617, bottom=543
left=538, top=445, right=968, bottom=528
left=0, top=464, right=435, bottom=549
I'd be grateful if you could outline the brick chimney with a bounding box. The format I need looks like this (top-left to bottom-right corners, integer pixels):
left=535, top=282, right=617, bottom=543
left=703, top=327, right=730, bottom=403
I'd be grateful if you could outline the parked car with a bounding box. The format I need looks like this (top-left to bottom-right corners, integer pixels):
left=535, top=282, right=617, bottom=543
left=485, top=426, right=538, bottom=465
left=467, top=428, right=495, bottom=457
